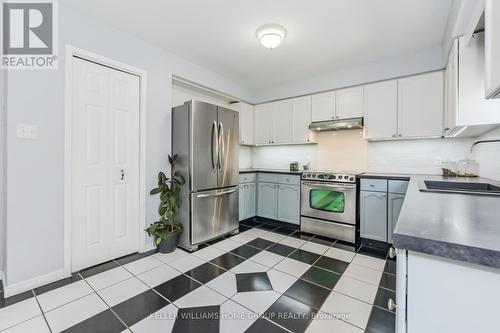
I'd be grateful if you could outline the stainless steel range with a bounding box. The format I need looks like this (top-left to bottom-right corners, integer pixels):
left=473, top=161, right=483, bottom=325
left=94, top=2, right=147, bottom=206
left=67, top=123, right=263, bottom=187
left=300, top=171, right=358, bottom=243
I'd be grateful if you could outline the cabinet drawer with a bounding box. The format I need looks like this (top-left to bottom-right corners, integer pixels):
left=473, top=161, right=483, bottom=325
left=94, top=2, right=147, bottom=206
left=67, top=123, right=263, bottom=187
left=258, top=173, right=279, bottom=183
left=360, top=179, right=388, bottom=192
left=388, top=180, right=409, bottom=194
left=239, top=173, right=257, bottom=183
left=278, top=174, right=301, bottom=185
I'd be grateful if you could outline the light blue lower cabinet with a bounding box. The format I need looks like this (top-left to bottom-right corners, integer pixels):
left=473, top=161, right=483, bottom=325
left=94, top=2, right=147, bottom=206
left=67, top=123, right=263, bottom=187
left=244, top=182, right=256, bottom=219
left=257, top=182, right=278, bottom=220
left=277, top=184, right=300, bottom=225
left=388, top=193, right=405, bottom=243
left=239, top=184, right=245, bottom=221
left=360, top=190, right=388, bottom=242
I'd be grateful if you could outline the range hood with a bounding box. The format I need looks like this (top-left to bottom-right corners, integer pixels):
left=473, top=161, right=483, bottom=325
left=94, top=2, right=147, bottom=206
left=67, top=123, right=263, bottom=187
left=309, top=117, right=363, bottom=132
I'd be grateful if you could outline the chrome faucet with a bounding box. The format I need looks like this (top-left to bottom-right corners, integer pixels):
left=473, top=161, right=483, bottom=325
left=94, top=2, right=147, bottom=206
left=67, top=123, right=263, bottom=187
left=470, top=139, right=500, bottom=153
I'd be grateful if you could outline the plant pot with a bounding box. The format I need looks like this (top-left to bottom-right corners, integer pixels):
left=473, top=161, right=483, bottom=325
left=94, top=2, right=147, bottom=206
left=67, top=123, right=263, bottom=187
left=157, top=231, right=180, bottom=253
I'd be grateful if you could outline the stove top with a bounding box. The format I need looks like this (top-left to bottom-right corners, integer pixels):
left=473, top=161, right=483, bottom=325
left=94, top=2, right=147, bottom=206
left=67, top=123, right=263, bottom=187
left=301, top=170, right=359, bottom=183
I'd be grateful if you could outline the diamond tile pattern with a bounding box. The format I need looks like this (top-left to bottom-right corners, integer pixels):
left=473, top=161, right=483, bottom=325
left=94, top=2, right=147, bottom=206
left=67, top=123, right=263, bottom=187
left=235, top=272, right=273, bottom=292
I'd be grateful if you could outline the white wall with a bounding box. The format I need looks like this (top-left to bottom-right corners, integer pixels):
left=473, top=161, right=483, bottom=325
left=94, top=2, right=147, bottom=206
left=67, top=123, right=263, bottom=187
left=251, top=130, right=476, bottom=174
left=475, top=127, right=500, bottom=180
left=3, top=3, right=253, bottom=291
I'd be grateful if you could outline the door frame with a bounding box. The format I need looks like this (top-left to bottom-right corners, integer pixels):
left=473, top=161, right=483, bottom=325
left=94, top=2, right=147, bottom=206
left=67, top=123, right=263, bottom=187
left=63, top=45, right=148, bottom=276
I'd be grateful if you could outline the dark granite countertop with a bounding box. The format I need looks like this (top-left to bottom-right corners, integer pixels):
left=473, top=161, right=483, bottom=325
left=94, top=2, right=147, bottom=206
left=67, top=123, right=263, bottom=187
left=391, top=174, right=500, bottom=269
left=239, top=168, right=303, bottom=175
left=359, top=172, right=414, bottom=181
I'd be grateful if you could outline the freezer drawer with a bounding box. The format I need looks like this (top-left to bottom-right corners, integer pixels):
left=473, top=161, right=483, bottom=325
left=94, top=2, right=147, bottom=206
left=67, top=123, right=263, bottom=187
left=190, top=186, right=239, bottom=245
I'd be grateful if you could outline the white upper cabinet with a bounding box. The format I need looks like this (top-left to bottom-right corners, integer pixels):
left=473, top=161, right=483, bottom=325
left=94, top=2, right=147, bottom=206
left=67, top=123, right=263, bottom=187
left=397, top=71, right=444, bottom=138
left=236, top=102, right=254, bottom=145
left=292, top=96, right=312, bottom=143
left=311, top=91, right=335, bottom=122
left=254, top=103, right=273, bottom=144
left=444, top=39, right=458, bottom=136
left=364, top=80, right=398, bottom=140
left=273, top=100, right=292, bottom=144
left=336, top=86, right=364, bottom=119
left=485, top=0, right=500, bottom=99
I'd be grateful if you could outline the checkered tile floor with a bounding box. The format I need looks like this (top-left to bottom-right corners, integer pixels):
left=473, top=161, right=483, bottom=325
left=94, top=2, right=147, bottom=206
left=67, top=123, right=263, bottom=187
left=0, top=220, right=396, bottom=333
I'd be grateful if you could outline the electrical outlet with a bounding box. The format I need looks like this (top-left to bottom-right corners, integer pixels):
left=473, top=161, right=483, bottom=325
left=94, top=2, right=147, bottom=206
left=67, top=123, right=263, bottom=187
left=16, top=124, right=38, bottom=139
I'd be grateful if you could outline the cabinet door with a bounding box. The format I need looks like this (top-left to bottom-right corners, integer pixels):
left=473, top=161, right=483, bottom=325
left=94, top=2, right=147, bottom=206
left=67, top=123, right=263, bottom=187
left=245, top=183, right=257, bottom=219
left=273, top=100, right=292, bottom=144
left=254, top=103, right=273, bottom=144
left=311, top=91, right=335, bottom=122
left=336, top=86, right=364, bottom=119
left=444, top=39, right=458, bottom=135
left=397, top=71, right=444, bottom=138
left=238, top=102, right=254, bottom=145
left=257, top=182, right=278, bottom=220
left=364, top=80, right=398, bottom=140
left=277, top=184, right=300, bottom=224
left=239, top=184, right=246, bottom=221
left=360, top=191, right=388, bottom=242
left=388, top=193, right=405, bottom=243
left=292, top=96, right=312, bottom=143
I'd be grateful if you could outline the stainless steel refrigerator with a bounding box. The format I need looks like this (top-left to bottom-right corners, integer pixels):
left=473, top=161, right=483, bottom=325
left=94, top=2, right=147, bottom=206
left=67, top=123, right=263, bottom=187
left=172, top=100, right=239, bottom=251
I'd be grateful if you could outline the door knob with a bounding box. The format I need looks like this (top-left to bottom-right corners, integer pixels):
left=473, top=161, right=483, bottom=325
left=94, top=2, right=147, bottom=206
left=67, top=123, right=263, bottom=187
left=120, top=169, right=124, bottom=180
left=388, top=247, right=396, bottom=259
left=387, top=298, right=397, bottom=311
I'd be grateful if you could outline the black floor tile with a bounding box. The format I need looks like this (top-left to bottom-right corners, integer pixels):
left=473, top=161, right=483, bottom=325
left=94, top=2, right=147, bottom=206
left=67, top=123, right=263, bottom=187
left=245, top=318, right=289, bottom=333
left=236, top=272, right=273, bottom=292
left=272, top=226, right=297, bottom=236
left=115, top=252, right=151, bottom=265
left=0, top=289, right=33, bottom=309
left=239, top=224, right=251, bottom=232
left=112, top=289, right=169, bottom=326
left=288, top=249, right=320, bottom=265
left=79, top=260, right=120, bottom=278
left=266, top=243, right=297, bottom=257
left=241, top=219, right=263, bottom=227
left=172, top=305, right=220, bottom=333
left=230, top=245, right=262, bottom=259
left=366, top=306, right=396, bottom=333
left=256, top=223, right=280, bottom=232
left=300, top=266, right=341, bottom=290
left=374, top=287, right=396, bottom=313
left=308, top=235, right=336, bottom=247
left=358, top=245, right=388, bottom=260
left=384, top=259, right=396, bottom=275
left=379, top=273, right=396, bottom=291
left=63, top=309, right=126, bottom=333
left=185, top=262, right=226, bottom=284
left=246, top=238, right=275, bottom=250
left=283, top=279, right=330, bottom=310
left=331, top=240, right=359, bottom=253
left=313, top=256, right=349, bottom=274
left=288, top=231, right=314, bottom=241
left=210, top=252, right=246, bottom=270
left=34, top=274, right=82, bottom=296
left=264, top=295, right=317, bottom=333
left=154, top=275, right=202, bottom=302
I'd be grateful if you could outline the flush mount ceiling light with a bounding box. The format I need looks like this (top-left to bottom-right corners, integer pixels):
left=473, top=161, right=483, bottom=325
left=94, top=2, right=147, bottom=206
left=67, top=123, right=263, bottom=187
left=256, top=23, right=287, bottom=49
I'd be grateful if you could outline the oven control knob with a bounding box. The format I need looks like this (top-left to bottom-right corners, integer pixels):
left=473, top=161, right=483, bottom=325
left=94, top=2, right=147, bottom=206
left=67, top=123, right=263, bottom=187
left=312, top=174, right=316, bottom=178
left=349, top=177, right=354, bottom=181
left=344, top=175, right=349, bottom=179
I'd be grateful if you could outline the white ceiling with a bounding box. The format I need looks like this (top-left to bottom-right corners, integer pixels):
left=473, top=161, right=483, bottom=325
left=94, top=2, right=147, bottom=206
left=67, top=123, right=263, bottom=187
left=65, top=0, right=453, bottom=90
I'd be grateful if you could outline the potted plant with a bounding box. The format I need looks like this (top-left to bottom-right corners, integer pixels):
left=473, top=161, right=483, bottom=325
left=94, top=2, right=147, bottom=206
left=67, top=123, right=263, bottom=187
left=145, top=154, right=185, bottom=253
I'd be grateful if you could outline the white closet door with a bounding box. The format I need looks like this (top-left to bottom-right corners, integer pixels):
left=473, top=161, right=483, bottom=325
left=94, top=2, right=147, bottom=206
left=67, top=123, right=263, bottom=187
left=71, top=57, right=140, bottom=272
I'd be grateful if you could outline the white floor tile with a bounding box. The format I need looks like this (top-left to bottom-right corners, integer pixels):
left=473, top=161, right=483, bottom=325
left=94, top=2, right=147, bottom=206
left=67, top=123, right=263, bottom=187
left=351, top=254, right=386, bottom=271
left=249, top=251, right=285, bottom=268
left=267, top=269, right=299, bottom=294
left=306, top=311, right=363, bottom=333
left=230, top=232, right=257, bottom=244
left=205, top=271, right=237, bottom=298
left=84, top=266, right=133, bottom=291
left=300, top=242, right=329, bottom=255
left=279, top=236, right=307, bottom=248
left=343, top=264, right=383, bottom=286
left=167, top=254, right=205, bottom=273
left=333, top=275, right=378, bottom=304
left=45, top=293, right=107, bottom=333
left=220, top=300, right=258, bottom=333
left=97, top=277, right=148, bottom=307
left=258, top=231, right=285, bottom=243
left=324, top=247, right=355, bottom=263
left=0, top=297, right=41, bottom=331
left=37, top=280, right=94, bottom=312
left=152, top=248, right=190, bottom=264
left=230, top=260, right=268, bottom=274
left=136, top=264, right=181, bottom=288
left=2, top=315, right=51, bottom=333
left=245, top=228, right=267, bottom=237
left=212, top=239, right=242, bottom=252
left=321, top=291, right=372, bottom=330
left=231, top=290, right=281, bottom=315
left=273, top=258, right=310, bottom=277
left=128, top=303, right=178, bottom=333
left=191, top=246, right=226, bottom=261
left=174, top=286, right=227, bottom=308
left=123, top=256, right=163, bottom=275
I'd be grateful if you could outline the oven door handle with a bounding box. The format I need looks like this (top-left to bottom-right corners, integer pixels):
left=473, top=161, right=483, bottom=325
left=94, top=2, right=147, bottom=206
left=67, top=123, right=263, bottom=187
left=301, top=181, right=356, bottom=190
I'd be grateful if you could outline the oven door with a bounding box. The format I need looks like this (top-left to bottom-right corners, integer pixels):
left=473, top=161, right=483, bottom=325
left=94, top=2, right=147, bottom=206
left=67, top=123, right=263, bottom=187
left=301, top=181, right=356, bottom=225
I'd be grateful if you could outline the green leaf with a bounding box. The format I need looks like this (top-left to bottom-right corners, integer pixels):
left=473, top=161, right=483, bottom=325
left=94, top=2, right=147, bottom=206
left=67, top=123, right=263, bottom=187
left=155, top=238, right=162, bottom=245
left=150, top=187, right=162, bottom=195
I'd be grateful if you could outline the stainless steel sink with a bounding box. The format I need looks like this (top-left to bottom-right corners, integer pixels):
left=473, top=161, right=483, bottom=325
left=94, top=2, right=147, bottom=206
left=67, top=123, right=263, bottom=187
left=419, top=180, right=500, bottom=196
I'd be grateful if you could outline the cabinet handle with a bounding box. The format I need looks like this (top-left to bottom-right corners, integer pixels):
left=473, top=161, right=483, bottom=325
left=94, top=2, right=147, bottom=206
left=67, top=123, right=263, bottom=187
left=398, top=134, right=402, bottom=137
left=387, top=299, right=397, bottom=311
left=392, top=134, right=396, bottom=138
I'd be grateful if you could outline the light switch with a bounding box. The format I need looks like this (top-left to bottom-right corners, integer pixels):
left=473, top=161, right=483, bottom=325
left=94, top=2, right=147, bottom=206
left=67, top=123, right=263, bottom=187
left=16, top=124, right=38, bottom=139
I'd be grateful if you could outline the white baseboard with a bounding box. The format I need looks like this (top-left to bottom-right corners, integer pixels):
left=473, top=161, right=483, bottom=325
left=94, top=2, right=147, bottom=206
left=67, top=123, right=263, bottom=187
left=4, top=269, right=68, bottom=298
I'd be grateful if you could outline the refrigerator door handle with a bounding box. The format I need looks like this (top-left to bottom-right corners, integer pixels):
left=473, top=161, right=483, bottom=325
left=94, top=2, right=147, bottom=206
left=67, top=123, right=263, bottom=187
left=196, top=187, right=237, bottom=198
left=211, top=120, right=218, bottom=172
left=218, top=122, right=225, bottom=171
